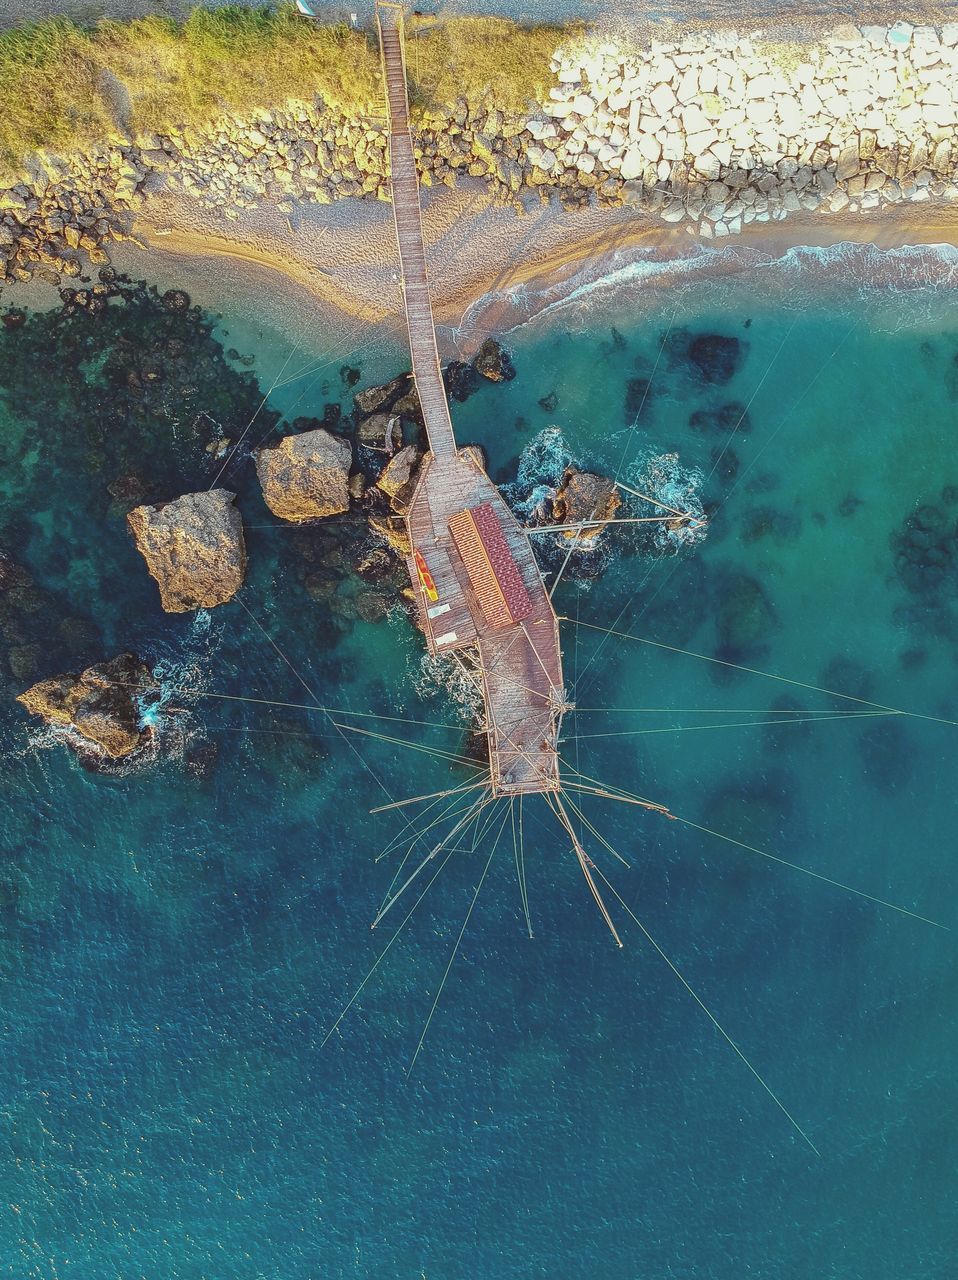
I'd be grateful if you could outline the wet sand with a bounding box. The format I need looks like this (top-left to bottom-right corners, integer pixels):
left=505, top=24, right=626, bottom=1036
left=119, top=181, right=958, bottom=359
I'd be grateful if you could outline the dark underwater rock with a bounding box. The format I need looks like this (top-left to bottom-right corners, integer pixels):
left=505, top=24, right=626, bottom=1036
left=473, top=337, right=515, bottom=382
left=444, top=360, right=479, bottom=402
left=107, top=472, right=147, bottom=508
left=0, top=552, right=31, bottom=592
left=184, top=737, right=219, bottom=780
left=353, top=373, right=410, bottom=418
left=689, top=401, right=751, bottom=434
left=713, top=568, right=775, bottom=661
left=820, top=655, right=875, bottom=702
left=858, top=720, right=913, bottom=790
left=17, top=652, right=157, bottom=759
left=624, top=376, right=657, bottom=421
left=705, top=766, right=793, bottom=849
left=688, top=334, right=742, bottom=384
left=839, top=494, right=863, bottom=517
left=538, top=391, right=559, bottom=413
left=741, top=506, right=802, bottom=544
left=890, top=503, right=958, bottom=602
left=161, top=289, right=190, bottom=312
left=708, top=444, right=740, bottom=485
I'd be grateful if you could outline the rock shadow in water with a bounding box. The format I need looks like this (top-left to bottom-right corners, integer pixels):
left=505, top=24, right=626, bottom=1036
left=857, top=719, right=915, bottom=791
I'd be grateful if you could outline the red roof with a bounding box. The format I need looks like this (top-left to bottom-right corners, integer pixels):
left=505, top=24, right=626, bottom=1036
left=448, top=502, right=533, bottom=629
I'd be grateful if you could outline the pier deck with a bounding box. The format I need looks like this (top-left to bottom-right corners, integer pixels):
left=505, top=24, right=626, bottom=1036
left=377, top=2, right=564, bottom=795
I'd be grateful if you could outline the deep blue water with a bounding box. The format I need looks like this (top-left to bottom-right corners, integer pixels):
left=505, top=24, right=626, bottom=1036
left=1, top=245, right=956, bottom=1278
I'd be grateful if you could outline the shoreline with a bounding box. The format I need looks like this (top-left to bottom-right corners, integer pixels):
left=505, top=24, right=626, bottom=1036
left=114, top=182, right=958, bottom=356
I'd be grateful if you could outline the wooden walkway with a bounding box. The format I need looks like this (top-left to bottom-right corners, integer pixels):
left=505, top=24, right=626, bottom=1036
left=376, top=2, right=565, bottom=796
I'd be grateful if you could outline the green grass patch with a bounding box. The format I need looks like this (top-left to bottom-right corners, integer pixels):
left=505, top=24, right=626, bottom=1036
left=406, top=15, right=575, bottom=116
left=0, top=5, right=573, bottom=182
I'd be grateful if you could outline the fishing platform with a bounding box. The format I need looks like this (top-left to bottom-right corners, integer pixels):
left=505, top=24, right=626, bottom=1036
left=376, top=1, right=566, bottom=797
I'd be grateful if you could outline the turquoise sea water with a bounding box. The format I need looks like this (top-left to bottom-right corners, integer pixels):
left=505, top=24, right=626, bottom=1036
left=1, top=245, right=956, bottom=1278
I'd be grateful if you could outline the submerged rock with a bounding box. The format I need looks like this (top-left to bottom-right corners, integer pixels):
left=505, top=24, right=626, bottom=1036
left=473, top=337, right=515, bottom=383
left=444, top=360, right=479, bottom=403
left=128, top=489, right=246, bottom=612
left=17, top=652, right=157, bottom=759
left=255, top=428, right=352, bottom=523
left=689, top=401, right=751, bottom=434
left=688, top=334, right=743, bottom=384
left=551, top=468, right=621, bottom=540
left=713, top=567, right=775, bottom=661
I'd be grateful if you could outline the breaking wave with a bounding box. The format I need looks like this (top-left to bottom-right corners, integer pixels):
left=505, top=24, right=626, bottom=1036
left=457, top=241, right=958, bottom=342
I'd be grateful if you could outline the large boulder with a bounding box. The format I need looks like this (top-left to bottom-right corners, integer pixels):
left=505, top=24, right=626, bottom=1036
left=17, top=653, right=158, bottom=759
left=127, top=489, right=246, bottom=612
left=255, top=428, right=352, bottom=523
left=376, top=444, right=421, bottom=514
left=551, top=469, right=621, bottom=541
left=353, top=374, right=409, bottom=418
left=473, top=337, right=516, bottom=383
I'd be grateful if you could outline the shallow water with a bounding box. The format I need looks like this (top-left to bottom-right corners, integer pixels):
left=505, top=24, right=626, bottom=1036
left=1, top=247, right=956, bottom=1278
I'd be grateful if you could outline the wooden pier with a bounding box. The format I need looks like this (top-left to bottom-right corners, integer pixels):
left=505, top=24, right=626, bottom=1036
left=376, top=2, right=565, bottom=796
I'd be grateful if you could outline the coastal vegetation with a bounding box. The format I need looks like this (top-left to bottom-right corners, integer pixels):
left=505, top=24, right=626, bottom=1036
left=0, top=4, right=568, bottom=179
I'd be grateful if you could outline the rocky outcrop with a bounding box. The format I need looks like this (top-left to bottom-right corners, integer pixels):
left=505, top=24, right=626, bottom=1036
left=368, top=511, right=411, bottom=557
left=473, top=337, right=516, bottom=383
left=357, top=411, right=403, bottom=453
left=4, top=22, right=958, bottom=285
left=375, top=444, right=421, bottom=515
left=127, top=489, right=246, bottom=612
left=17, top=652, right=158, bottom=759
left=254, top=428, right=352, bottom=523
left=551, top=468, right=621, bottom=540
left=542, top=23, right=958, bottom=235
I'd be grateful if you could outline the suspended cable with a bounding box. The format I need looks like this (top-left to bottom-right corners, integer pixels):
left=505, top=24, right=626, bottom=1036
left=592, top=863, right=821, bottom=1156
left=566, top=619, right=958, bottom=727
left=407, top=806, right=508, bottom=1074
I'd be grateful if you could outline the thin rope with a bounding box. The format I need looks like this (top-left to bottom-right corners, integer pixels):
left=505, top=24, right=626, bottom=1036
left=570, top=705, right=893, bottom=715
left=718, top=317, right=864, bottom=512
left=674, top=811, right=948, bottom=931
left=562, top=791, right=630, bottom=868
left=567, top=619, right=958, bottom=728
left=565, top=710, right=896, bottom=740
left=320, top=845, right=457, bottom=1048
left=233, top=594, right=434, bottom=851
left=510, top=798, right=533, bottom=939
left=614, top=307, right=677, bottom=482
left=209, top=338, right=301, bottom=489
left=703, top=313, right=799, bottom=488
left=331, top=720, right=487, bottom=770
left=407, top=807, right=507, bottom=1075
left=593, top=864, right=821, bottom=1156
left=372, top=792, right=491, bottom=929
left=102, top=676, right=467, bottom=731
left=563, top=765, right=947, bottom=929
left=370, top=780, right=486, bottom=814
left=547, top=790, right=623, bottom=947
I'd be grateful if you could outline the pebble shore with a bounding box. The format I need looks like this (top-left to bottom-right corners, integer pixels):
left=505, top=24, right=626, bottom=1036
left=2, top=21, right=958, bottom=284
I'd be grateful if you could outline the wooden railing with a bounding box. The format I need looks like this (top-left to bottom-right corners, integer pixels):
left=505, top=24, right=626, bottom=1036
left=376, top=2, right=457, bottom=460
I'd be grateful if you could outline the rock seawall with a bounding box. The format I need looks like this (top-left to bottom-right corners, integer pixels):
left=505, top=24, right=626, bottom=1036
left=1, top=22, right=958, bottom=285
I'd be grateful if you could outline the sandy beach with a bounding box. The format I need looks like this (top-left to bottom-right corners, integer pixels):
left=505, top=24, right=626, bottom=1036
left=116, top=180, right=958, bottom=359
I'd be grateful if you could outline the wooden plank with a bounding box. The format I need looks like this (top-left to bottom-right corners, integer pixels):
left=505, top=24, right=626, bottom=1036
left=377, top=2, right=564, bottom=796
